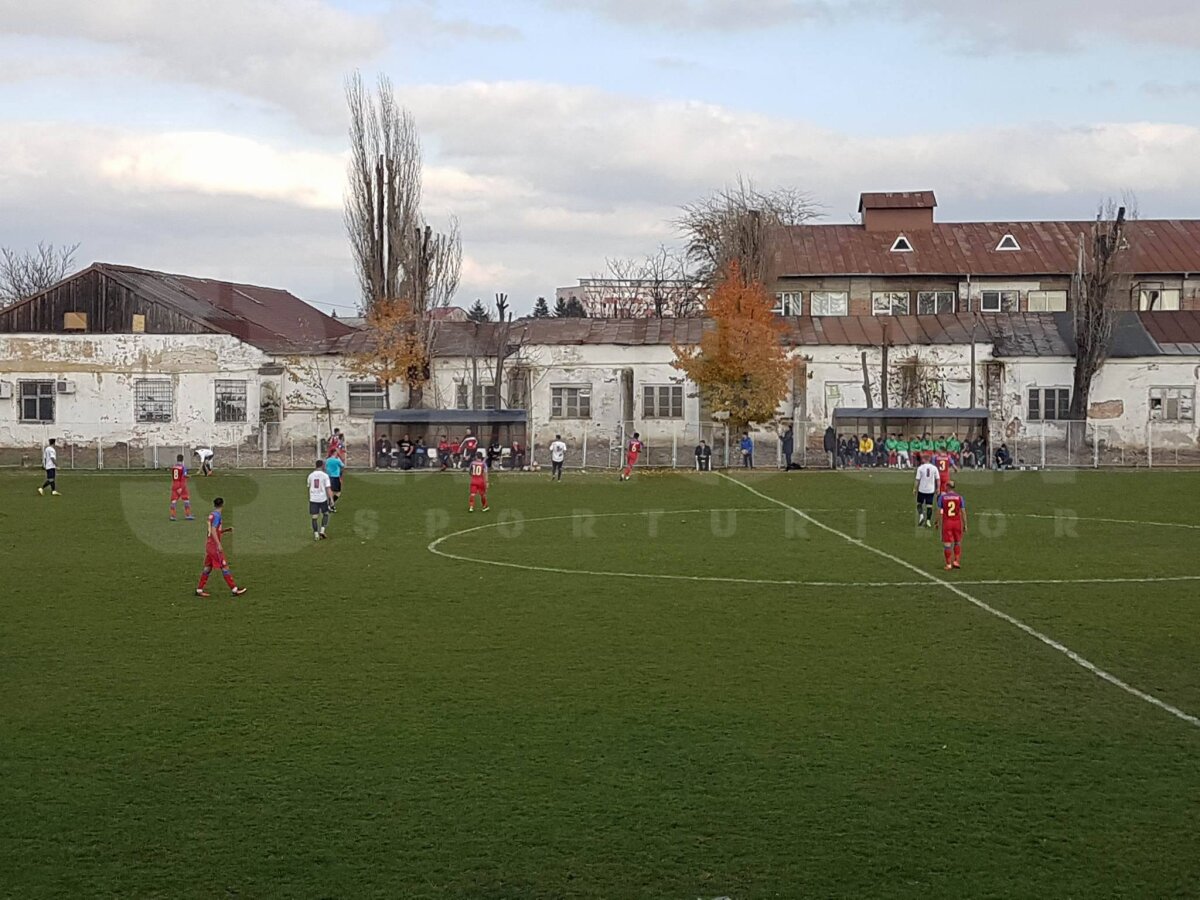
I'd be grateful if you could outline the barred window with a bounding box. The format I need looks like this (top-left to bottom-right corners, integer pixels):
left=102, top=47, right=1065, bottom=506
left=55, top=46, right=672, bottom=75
left=135, top=379, right=173, bottom=423
left=348, top=382, right=386, bottom=416
left=551, top=385, right=591, bottom=419
left=214, top=380, right=248, bottom=423
left=643, top=384, right=684, bottom=418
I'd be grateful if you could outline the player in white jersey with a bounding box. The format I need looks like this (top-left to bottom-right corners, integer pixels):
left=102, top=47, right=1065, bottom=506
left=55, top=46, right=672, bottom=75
left=548, top=434, right=567, bottom=481
left=195, top=447, right=215, bottom=476
left=307, top=460, right=333, bottom=540
left=38, top=438, right=60, bottom=495
left=913, top=460, right=939, bottom=527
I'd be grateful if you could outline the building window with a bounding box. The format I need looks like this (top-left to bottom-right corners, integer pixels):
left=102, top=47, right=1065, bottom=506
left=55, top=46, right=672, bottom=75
left=348, top=381, right=386, bottom=416
left=455, top=383, right=497, bottom=410
left=551, top=385, right=591, bottom=419
left=1138, top=288, right=1181, bottom=311
left=890, top=235, right=913, bottom=253
left=773, top=292, right=801, bottom=316
left=643, top=384, right=684, bottom=418
left=19, top=380, right=55, bottom=423
left=916, top=291, right=956, bottom=315
left=214, top=380, right=248, bottom=423
left=1149, top=387, right=1194, bottom=422
left=1027, top=290, right=1068, bottom=312
left=980, top=290, right=1019, bottom=313
left=810, top=291, right=849, bottom=316
left=134, top=379, right=173, bottom=423
left=872, top=291, right=910, bottom=315
left=1028, top=387, right=1070, bottom=421
left=996, top=234, right=1021, bottom=251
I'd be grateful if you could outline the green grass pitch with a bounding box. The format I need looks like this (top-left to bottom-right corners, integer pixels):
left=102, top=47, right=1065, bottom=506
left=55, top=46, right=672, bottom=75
left=2, top=466, right=1199, bottom=898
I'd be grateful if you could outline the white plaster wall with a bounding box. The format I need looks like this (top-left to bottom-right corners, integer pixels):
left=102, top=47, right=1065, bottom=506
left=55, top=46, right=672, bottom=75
left=0, top=333, right=269, bottom=447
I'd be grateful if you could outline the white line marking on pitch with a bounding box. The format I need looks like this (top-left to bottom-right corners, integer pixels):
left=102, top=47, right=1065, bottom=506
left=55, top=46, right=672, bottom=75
left=428, top=509, right=1200, bottom=589
left=716, top=473, right=1200, bottom=730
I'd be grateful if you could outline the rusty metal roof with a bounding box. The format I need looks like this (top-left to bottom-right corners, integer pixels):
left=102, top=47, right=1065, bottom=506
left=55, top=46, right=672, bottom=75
left=772, top=220, right=1200, bottom=277
left=858, top=191, right=937, bottom=211
left=1137, top=310, right=1200, bottom=354
left=98, top=263, right=354, bottom=352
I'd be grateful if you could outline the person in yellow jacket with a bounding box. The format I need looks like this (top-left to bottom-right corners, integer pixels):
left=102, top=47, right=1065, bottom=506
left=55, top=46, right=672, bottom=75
left=858, top=434, right=874, bottom=468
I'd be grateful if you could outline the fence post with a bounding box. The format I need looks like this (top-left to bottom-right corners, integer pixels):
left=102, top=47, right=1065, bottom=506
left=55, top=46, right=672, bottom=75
left=582, top=424, right=588, bottom=470
left=1039, top=429, right=1045, bottom=468
left=97, top=439, right=103, bottom=470
left=1147, top=423, right=1153, bottom=468
left=261, top=428, right=267, bottom=468
left=724, top=425, right=730, bottom=469
left=1093, top=423, right=1099, bottom=469
left=70, top=443, right=75, bottom=469
left=290, top=437, right=294, bottom=468
left=672, top=428, right=677, bottom=468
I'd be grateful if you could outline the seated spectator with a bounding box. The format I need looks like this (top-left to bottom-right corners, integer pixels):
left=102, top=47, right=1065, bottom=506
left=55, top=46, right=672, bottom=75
left=838, top=435, right=854, bottom=468
left=695, top=440, right=712, bottom=471
left=948, top=432, right=962, bottom=466
left=994, top=442, right=1013, bottom=469
left=487, top=437, right=502, bottom=468
left=414, top=436, right=427, bottom=468
left=857, top=433, right=874, bottom=468
left=896, top=435, right=910, bottom=468
left=437, top=435, right=450, bottom=471
left=449, top=438, right=461, bottom=468
left=511, top=439, right=525, bottom=470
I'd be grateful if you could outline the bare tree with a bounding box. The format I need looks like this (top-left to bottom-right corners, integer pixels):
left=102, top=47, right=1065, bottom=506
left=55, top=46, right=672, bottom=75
left=285, top=355, right=339, bottom=437
left=642, top=245, right=699, bottom=317
left=344, top=72, right=421, bottom=312
left=405, top=219, right=462, bottom=407
left=677, top=175, right=819, bottom=286
left=1069, top=199, right=1133, bottom=419
left=0, top=242, right=79, bottom=306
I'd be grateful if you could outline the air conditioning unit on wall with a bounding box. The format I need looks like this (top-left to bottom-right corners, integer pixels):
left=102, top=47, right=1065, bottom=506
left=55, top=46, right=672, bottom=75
left=56, top=380, right=76, bottom=394
left=0, top=381, right=12, bottom=399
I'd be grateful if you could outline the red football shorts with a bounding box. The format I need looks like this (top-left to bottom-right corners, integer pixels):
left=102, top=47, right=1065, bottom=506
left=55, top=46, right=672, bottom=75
left=626, top=454, right=639, bottom=466
left=172, top=485, right=190, bottom=501
left=204, top=545, right=227, bottom=569
left=470, top=479, right=487, bottom=493
left=941, top=523, right=963, bottom=544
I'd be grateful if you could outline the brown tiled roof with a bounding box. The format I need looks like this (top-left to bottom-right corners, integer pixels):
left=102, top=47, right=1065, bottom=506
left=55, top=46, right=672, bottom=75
left=772, top=220, right=1200, bottom=277
left=858, top=191, right=937, bottom=211
left=99, top=263, right=353, bottom=352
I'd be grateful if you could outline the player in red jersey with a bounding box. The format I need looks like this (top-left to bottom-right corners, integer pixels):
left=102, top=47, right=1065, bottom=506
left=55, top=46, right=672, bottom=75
left=169, top=453, right=194, bottom=521
left=328, top=428, right=347, bottom=464
left=195, top=497, right=248, bottom=597
left=934, top=481, right=967, bottom=570
left=620, top=432, right=643, bottom=481
left=933, top=449, right=958, bottom=494
left=467, top=451, right=489, bottom=512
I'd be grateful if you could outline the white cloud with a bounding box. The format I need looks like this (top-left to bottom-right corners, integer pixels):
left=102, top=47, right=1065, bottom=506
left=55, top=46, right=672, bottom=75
left=540, top=0, right=836, bottom=29
left=0, top=0, right=386, bottom=127
left=4, top=85, right=1200, bottom=314
left=887, top=0, right=1200, bottom=51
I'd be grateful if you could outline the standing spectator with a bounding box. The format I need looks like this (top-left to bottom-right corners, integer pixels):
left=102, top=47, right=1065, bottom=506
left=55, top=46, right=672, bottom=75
left=695, top=439, right=712, bottom=471
left=740, top=432, right=754, bottom=468
left=374, top=434, right=386, bottom=468
left=549, top=434, right=567, bottom=481
left=823, top=425, right=837, bottom=469
left=38, top=437, right=60, bottom=496
left=780, top=426, right=794, bottom=470
left=511, top=438, right=524, bottom=470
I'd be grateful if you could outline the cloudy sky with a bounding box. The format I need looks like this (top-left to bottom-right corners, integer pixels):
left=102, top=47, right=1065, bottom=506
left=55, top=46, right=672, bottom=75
left=2, top=0, right=1199, bottom=315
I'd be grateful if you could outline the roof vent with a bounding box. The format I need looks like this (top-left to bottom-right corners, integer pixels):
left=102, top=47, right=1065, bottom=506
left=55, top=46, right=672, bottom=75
left=890, top=235, right=914, bottom=253
left=996, top=234, right=1021, bottom=251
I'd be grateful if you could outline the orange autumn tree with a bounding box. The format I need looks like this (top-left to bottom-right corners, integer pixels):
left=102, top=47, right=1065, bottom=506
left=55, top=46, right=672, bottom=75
left=672, top=262, right=790, bottom=434
left=349, top=298, right=428, bottom=408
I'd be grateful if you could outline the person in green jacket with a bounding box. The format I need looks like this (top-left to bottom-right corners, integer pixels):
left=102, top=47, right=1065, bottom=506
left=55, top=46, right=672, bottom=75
left=896, top=436, right=911, bottom=467
left=885, top=435, right=897, bottom=467
left=935, top=434, right=948, bottom=452
left=947, top=433, right=962, bottom=465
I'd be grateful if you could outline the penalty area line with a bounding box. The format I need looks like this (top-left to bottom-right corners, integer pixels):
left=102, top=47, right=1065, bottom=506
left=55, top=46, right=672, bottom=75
left=717, top=472, right=1200, bottom=731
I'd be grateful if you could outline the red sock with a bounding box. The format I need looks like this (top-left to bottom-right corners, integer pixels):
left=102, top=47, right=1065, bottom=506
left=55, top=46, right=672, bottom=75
left=197, top=570, right=210, bottom=589
left=954, top=545, right=962, bottom=562
left=944, top=547, right=953, bottom=565
left=223, top=571, right=236, bottom=589
left=170, top=502, right=176, bottom=517
left=481, top=492, right=488, bottom=507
